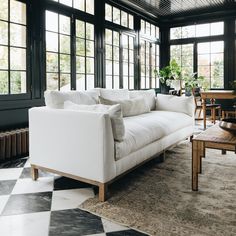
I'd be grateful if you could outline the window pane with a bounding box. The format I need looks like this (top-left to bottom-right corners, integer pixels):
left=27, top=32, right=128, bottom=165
left=76, top=56, right=85, bottom=73
left=60, top=73, right=70, bottom=90
left=46, top=32, right=58, bottom=52
left=60, top=35, right=70, bottom=54
left=121, top=11, right=128, bottom=27
left=60, top=54, right=70, bottom=73
left=114, top=76, right=119, bottom=89
left=211, top=22, right=224, bottom=36
left=59, top=15, right=70, bottom=35
left=113, top=46, right=119, bottom=61
left=46, top=52, right=58, bottom=72
left=105, top=45, right=112, bottom=60
left=86, top=58, right=94, bottom=74
left=113, top=31, right=119, bottom=46
left=46, top=11, right=58, bottom=32
left=74, top=0, right=84, bottom=11
left=10, top=24, right=26, bottom=47
left=86, top=23, right=94, bottom=40
left=76, top=74, right=85, bottom=90
left=106, top=76, right=112, bottom=89
left=10, top=71, right=26, bottom=94
left=87, top=74, right=94, bottom=90
left=0, top=71, right=8, bottom=94
left=105, top=4, right=112, bottom=21
left=59, top=0, right=72, bottom=7
left=113, top=7, right=120, bottom=25
left=76, top=38, right=85, bottom=56
left=170, top=27, right=181, bottom=39
left=196, top=23, right=210, bottom=37
left=211, top=41, right=224, bottom=53
left=106, top=60, right=112, bottom=75
left=198, top=42, right=210, bottom=54
left=129, top=15, right=134, bottom=29
left=211, top=53, right=223, bottom=66
left=86, top=41, right=94, bottom=57
left=10, top=0, right=26, bottom=25
left=0, top=46, right=8, bottom=70
left=0, top=21, right=8, bottom=45
left=198, top=54, right=210, bottom=65
left=182, top=25, right=195, bottom=38
left=105, top=29, right=112, bottom=44
left=47, top=73, right=59, bottom=91
left=0, top=0, right=8, bottom=21
left=10, top=48, right=26, bottom=70
left=86, top=0, right=94, bottom=15
left=76, top=20, right=85, bottom=38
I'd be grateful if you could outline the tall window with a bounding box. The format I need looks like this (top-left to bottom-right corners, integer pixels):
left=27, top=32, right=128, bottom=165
left=197, top=41, right=224, bottom=89
left=105, top=29, right=120, bottom=89
left=0, top=0, right=27, bottom=95
left=170, top=21, right=224, bottom=89
left=45, top=11, right=71, bottom=91
left=76, top=20, right=95, bottom=90
left=51, top=0, right=94, bottom=15
left=140, top=20, right=160, bottom=89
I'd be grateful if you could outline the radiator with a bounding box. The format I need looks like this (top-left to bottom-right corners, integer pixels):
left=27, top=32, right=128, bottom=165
left=0, top=128, right=29, bottom=161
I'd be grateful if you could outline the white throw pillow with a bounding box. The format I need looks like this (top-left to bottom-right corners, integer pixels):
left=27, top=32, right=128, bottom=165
left=44, top=90, right=98, bottom=109
left=100, top=89, right=129, bottom=100
left=99, top=96, right=150, bottom=117
left=156, top=94, right=194, bottom=117
left=64, top=101, right=125, bottom=141
left=129, top=89, right=156, bottom=110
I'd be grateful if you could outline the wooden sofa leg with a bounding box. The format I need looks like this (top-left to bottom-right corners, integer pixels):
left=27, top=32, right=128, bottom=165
left=31, top=165, right=38, bottom=181
left=99, top=183, right=108, bottom=202
left=190, top=135, right=193, bottom=143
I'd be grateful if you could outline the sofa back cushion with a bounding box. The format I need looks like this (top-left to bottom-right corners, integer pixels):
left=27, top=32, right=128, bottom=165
left=129, top=89, right=156, bottom=110
left=155, top=94, right=194, bottom=117
left=100, top=89, right=129, bottom=100
left=64, top=101, right=125, bottom=141
left=99, top=96, right=150, bottom=117
left=44, top=90, right=98, bottom=109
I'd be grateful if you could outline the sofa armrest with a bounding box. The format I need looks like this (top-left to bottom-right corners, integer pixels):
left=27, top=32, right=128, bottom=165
left=155, top=94, right=195, bottom=118
left=29, top=107, right=116, bottom=183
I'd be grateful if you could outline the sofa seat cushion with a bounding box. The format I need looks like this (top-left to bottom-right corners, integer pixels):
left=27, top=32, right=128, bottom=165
left=115, top=111, right=193, bottom=160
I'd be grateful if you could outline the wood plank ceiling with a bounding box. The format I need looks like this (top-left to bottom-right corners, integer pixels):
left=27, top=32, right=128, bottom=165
left=119, top=0, right=236, bottom=19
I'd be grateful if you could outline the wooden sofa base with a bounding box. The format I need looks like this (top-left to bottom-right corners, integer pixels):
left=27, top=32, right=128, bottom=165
left=31, top=136, right=192, bottom=202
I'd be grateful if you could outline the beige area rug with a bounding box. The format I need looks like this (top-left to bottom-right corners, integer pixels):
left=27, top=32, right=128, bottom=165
left=80, top=142, right=236, bottom=236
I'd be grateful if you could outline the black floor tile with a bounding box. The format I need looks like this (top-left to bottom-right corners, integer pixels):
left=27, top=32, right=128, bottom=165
left=0, top=180, right=16, bottom=195
left=0, top=157, right=28, bottom=169
left=49, top=208, right=104, bottom=236
left=1, top=192, right=52, bottom=216
left=53, top=176, right=92, bottom=191
left=20, top=167, right=54, bottom=179
left=107, top=230, right=148, bottom=236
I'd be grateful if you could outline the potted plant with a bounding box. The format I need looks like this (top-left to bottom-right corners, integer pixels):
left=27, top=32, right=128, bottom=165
left=154, top=59, right=182, bottom=94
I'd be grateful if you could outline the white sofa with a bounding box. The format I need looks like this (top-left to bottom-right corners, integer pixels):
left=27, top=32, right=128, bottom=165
left=29, top=89, right=194, bottom=201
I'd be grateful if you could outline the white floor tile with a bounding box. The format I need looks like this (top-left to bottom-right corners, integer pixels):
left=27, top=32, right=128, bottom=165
left=0, top=211, right=50, bottom=236
left=102, top=218, right=128, bottom=233
left=0, top=168, right=23, bottom=181
left=11, top=177, right=54, bottom=195
left=0, top=195, right=10, bottom=214
left=51, top=188, right=94, bottom=211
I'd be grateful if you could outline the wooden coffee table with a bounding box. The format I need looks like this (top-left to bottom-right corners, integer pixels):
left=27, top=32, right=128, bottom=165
left=192, top=124, right=236, bottom=191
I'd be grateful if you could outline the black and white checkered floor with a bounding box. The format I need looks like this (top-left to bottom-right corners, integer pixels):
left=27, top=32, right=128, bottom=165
left=0, top=158, right=146, bottom=236
left=0, top=121, right=212, bottom=236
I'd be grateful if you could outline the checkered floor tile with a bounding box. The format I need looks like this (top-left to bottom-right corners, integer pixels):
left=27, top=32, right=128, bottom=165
left=0, top=158, right=147, bottom=236
left=0, top=121, right=211, bottom=236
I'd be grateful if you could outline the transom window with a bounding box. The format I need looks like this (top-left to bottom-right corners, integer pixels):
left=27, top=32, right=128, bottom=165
left=76, top=20, right=95, bottom=90
left=51, top=0, right=94, bottom=15
left=140, top=19, right=159, bottom=39
left=45, top=11, right=71, bottom=91
left=171, top=21, right=224, bottom=40
left=0, top=0, right=27, bottom=95
left=105, top=3, right=134, bottom=30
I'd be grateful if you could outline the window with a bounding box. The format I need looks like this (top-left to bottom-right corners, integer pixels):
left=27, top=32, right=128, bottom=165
left=140, top=20, right=160, bottom=89
left=51, top=0, right=94, bottom=15
left=105, top=29, right=120, bottom=89
left=140, top=40, right=159, bottom=89
left=76, top=20, right=95, bottom=90
left=170, top=44, right=194, bottom=75
left=105, top=4, right=134, bottom=29
left=197, top=41, right=224, bottom=89
left=170, top=22, right=224, bottom=40
left=0, top=0, right=27, bottom=95
left=45, top=11, right=71, bottom=91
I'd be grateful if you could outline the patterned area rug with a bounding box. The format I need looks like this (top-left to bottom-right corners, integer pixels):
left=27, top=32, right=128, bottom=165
left=80, top=142, right=236, bottom=236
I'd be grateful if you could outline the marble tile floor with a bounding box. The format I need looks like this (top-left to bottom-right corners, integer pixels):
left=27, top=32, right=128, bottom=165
left=0, top=158, right=147, bottom=236
left=0, top=120, right=212, bottom=236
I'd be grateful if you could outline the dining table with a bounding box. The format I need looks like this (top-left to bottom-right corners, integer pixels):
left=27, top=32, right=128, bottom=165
left=200, top=90, right=236, bottom=130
